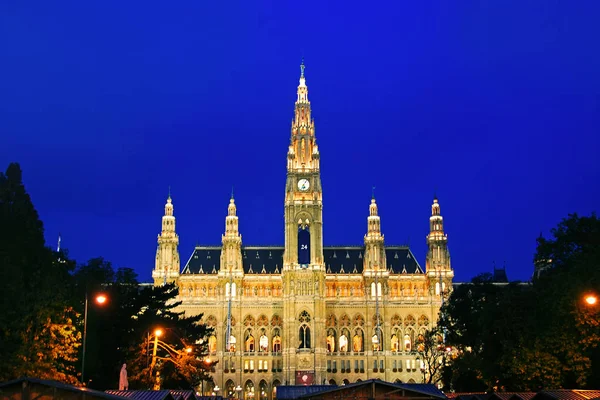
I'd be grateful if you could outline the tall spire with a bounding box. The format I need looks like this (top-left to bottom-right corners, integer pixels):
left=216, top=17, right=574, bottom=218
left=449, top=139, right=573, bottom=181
left=288, top=59, right=319, bottom=173
left=364, top=196, right=385, bottom=273
left=221, top=195, right=243, bottom=273
left=153, top=193, right=180, bottom=285
left=426, top=195, right=453, bottom=298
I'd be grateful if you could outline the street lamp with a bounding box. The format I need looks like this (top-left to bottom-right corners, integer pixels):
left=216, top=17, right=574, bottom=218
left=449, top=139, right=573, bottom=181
left=149, top=328, right=201, bottom=390
left=149, top=328, right=164, bottom=389
left=201, top=358, right=213, bottom=396
left=235, top=385, right=242, bottom=400
left=585, top=294, right=598, bottom=306
left=82, top=292, right=108, bottom=385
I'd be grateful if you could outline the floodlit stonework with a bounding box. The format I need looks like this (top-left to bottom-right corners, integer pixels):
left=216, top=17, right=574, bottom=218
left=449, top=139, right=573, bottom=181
left=152, top=62, right=454, bottom=399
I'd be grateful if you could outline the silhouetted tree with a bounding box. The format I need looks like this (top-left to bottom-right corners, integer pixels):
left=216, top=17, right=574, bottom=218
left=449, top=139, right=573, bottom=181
left=0, top=163, right=80, bottom=384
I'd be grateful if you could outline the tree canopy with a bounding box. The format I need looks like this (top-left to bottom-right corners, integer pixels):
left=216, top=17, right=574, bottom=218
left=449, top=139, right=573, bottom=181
left=440, top=213, right=600, bottom=391
left=0, top=163, right=212, bottom=390
left=0, top=163, right=80, bottom=384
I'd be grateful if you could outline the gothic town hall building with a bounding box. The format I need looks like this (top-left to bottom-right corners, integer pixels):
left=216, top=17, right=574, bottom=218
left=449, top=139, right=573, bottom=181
left=152, top=63, right=454, bottom=399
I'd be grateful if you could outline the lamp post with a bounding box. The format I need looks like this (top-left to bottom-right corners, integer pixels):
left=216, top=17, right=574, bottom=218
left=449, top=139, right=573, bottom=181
left=82, top=293, right=107, bottom=385
left=213, top=385, right=220, bottom=398
left=149, top=328, right=163, bottom=389
left=235, top=385, right=242, bottom=400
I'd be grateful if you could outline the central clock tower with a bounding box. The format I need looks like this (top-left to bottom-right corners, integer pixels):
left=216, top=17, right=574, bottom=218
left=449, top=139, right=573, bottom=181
left=283, top=60, right=324, bottom=269
left=282, top=61, right=326, bottom=385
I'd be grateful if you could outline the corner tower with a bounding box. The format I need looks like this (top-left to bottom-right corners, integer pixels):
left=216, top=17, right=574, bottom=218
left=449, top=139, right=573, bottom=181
left=426, top=196, right=454, bottom=300
left=363, top=195, right=388, bottom=355
left=153, top=192, right=180, bottom=285
left=220, top=193, right=243, bottom=274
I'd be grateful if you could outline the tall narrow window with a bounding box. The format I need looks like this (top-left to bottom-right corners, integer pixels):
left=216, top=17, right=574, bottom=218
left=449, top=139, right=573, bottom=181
left=298, top=311, right=311, bottom=348
left=208, top=335, right=217, bottom=353
left=298, top=225, right=311, bottom=265
left=272, top=334, right=281, bottom=353
left=299, top=325, right=311, bottom=348
left=259, top=334, right=269, bottom=352
left=339, top=335, right=348, bottom=352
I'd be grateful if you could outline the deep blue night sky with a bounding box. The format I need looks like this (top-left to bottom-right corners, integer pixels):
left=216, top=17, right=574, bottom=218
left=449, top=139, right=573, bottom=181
left=1, top=1, right=598, bottom=283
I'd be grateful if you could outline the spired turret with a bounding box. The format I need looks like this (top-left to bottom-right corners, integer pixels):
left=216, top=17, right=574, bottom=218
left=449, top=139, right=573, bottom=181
left=426, top=195, right=454, bottom=299
left=220, top=193, right=243, bottom=274
left=153, top=191, right=180, bottom=285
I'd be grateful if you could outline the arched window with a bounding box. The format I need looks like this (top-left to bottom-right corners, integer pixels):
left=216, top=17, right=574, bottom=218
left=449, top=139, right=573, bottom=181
left=326, top=329, right=336, bottom=353
left=272, top=335, right=281, bottom=352
left=272, top=327, right=282, bottom=353
left=372, top=327, right=383, bottom=351
left=391, top=334, right=399, bottom=352
left=404, top=333, right=412, bottom=352
left=371, top=282, right=376, bottom=299
left=272, top=380, right=281, bottom=399
left=259, top=334, right=268, bottom=352
left=352, top=329, right=364, bottom=352
left=298, top=311, right=311, bottom=349
left=435, top=282, right=440, bottom=295
left=228, top=335, right=237, bottom=352
left=244, top=380, right=254, bottom=400
left=258, top=380, right=268, bottom=400
left=225, top=380, right=235, bottom=398
left=298, top=225, right=310, bottom=265
left=339, top=334, right=348, bottom=352
left=208, top=335, right=217, bottom=353
left=299, top=325, right=311, bottom=349
left=245, top=331, right=255, bottom=352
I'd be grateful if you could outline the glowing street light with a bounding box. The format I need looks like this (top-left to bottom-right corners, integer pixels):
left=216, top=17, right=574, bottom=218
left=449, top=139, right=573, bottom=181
left=82, top=293, right=108, bottom=384
left=585, top=294, right=598, bottom=306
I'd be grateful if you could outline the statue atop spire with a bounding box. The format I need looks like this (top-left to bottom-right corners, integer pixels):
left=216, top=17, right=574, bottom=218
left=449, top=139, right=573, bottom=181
left=300, top=57, right=305, bottom=78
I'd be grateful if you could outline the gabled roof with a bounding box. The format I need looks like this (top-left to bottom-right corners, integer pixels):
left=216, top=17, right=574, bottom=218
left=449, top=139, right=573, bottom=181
left=169, top=390, right=197, bottom=400
left=0, top=377, right=129, bottom=399
left=292, top=379, right=446, bottom=400
left=105, top=390, right=178, bottom=400
left=490, top=393, right=537, bottom=400
left=182, top=245, right=423, bottom=275
left=532, top=390, right=600, bottom=400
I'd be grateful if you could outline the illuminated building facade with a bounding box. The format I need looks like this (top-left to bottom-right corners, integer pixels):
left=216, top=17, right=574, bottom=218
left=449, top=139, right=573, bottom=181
left=152, top=62, right=454, bottom=399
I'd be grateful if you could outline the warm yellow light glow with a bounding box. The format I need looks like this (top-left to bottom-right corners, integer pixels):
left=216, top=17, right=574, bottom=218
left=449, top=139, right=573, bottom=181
left=186, top=347, right=192, bottom=353
left=155, top=328, right=163, bottom=337
left=96, top=294, right=107, bottom=304
left=585, top=295, right=598, bottom=306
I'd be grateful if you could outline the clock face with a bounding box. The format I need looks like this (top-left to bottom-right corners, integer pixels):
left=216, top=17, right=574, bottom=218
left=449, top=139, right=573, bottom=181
left=298, top=179, right=310, bottom=191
